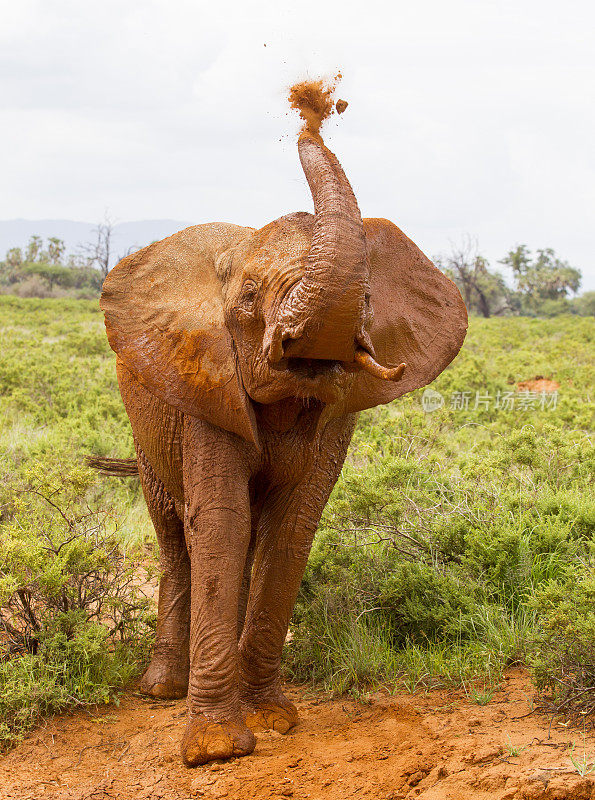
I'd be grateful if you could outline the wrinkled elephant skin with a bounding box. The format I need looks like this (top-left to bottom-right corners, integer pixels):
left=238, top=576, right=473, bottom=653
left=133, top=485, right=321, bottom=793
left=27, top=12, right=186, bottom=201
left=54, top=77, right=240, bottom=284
left=97, top=115, right=467, bottom=766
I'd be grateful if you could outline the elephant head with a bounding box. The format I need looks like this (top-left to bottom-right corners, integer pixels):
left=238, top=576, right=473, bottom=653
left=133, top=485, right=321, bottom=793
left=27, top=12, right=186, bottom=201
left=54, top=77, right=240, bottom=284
left=100, top=127, right=467, bottom=446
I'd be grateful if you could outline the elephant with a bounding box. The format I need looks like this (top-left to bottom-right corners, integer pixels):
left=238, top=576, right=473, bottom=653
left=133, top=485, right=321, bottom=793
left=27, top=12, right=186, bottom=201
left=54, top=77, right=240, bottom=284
left=95, top=123, right=467, bottom=766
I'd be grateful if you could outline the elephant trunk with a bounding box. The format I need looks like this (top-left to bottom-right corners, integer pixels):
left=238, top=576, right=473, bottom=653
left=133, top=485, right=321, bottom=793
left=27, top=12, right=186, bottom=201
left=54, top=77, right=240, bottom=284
left=267, top=131, right=370, bottom=363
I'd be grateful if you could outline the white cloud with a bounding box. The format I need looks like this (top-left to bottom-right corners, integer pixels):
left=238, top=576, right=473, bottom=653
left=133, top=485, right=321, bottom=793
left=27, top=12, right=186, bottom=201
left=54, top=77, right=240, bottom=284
left=1, top=0, right=593, bottom=288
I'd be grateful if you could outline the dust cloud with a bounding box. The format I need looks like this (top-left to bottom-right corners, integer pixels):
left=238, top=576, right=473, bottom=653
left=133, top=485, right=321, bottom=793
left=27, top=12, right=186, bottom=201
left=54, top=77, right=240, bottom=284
left=288, top=74, right=348, bottom=139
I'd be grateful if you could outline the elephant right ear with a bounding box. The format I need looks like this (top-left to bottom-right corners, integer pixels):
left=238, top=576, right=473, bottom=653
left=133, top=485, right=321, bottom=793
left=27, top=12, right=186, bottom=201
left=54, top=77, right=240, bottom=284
left=100, top=223, right=260, bottom=447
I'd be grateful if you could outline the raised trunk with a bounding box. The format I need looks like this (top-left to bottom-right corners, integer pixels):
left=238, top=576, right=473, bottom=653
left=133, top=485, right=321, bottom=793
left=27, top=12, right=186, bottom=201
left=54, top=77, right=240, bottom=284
left=272, top=131, right=369, bottom=362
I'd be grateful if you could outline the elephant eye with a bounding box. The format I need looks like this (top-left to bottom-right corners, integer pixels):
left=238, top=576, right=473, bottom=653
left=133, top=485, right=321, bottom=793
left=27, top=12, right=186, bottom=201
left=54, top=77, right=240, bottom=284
left=238, top=279, right=259, bottom=312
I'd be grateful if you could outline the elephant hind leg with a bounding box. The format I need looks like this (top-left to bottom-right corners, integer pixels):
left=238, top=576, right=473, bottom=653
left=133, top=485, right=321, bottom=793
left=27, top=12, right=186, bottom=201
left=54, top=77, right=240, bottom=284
left=237, top=522, right=257, bottom=642
left=237, top=542, right=253, bottom=642
left=136, top=447, right=190, bottom=699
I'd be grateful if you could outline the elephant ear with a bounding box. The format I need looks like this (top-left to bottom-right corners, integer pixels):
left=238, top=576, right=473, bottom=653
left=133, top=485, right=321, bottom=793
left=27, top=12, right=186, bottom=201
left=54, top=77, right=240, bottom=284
left=344, top=218, right=468, bottom=413
left=100, top=223, right=260, bottom=446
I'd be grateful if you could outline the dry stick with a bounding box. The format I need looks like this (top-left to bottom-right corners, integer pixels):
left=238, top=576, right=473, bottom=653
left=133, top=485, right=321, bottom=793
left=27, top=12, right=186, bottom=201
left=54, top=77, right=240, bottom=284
left=330, top=522, right=463, bottom=564
left=116, top=742, right=131, bottom=762
left=20, top=488, right=74, bottom=529
left=512, top=709, right=537, bottom=720
left=553, top=686, right=595, bottom=712
left=354, top=607, right=383, bottom=621
left=76, top=743, right=101, bottom=766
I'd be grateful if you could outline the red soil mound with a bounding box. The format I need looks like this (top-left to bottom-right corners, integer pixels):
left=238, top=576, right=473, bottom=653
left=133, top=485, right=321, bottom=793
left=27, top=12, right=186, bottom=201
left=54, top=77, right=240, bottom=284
left=516, top=377, right=560, bottom=393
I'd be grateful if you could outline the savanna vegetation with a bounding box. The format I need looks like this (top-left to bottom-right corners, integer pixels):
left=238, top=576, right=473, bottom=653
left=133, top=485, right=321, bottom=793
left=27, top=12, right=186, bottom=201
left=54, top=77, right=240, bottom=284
left=2, top=233, right=594, bottom=318
left=0, top=222, right=121, bottom=300
left=0, top=237, right=103, bottom=299
left=435, top=239, right=594, bottom=318
left=0, top=296, right=593, bottom=748
left=285, top=316, right=594, bottom=710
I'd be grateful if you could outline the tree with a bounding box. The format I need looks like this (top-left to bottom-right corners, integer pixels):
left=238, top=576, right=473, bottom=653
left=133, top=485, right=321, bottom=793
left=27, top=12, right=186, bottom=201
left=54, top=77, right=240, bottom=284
left=1, top=248, right=24, bottom=284
left=46, top=237, right=65, bottom=265
left=0, top=235, right=103, bottom=295
left=5, top=248, right=23, bottom=270
left=435, top=237, right=512, bottom=318
left=25, top=236, right=43, bottom=264
left=571, top=291, right=595, bottom=317
left=21, top=264, right=75, bottom=291
left=78, top=215, right=114, bottom=280
left=500, top=245, right=581, bottom=313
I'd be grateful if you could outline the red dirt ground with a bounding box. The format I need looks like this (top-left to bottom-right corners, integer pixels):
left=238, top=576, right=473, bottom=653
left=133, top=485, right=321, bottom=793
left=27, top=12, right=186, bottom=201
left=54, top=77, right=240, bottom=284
left=1, top=669, right=594, bottom=800
left=516, top=378, right=560, bottom=393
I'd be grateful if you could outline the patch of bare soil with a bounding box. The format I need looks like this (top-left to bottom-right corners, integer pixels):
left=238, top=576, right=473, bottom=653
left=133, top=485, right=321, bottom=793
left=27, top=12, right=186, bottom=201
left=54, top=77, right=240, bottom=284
left=1, top=670, right=594, bottom=800
left=516, top=377, right=560, bottom=393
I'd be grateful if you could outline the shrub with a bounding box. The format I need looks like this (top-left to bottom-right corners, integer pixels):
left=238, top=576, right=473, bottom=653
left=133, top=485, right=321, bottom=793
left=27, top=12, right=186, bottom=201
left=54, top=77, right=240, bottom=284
left=530, top=576, right=595, bottom=723
left=0, top=618, right=143, bottom=748
left=0, top=299, right=592, bottom=728
left=9, top=277, right=53, bottom=299
left=0, top=465, right=154, bottom=747
left=570, top=291, right=595, bottom=317
left=286, top=328, right=594, bottom=692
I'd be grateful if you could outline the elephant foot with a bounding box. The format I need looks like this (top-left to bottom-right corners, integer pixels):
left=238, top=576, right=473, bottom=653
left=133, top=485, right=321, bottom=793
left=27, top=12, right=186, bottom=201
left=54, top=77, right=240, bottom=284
left=181, top=715, right=256, bottom=767
left=241, top=690, right=299, bottom=734
left=139, top=657, right=189, bottom=700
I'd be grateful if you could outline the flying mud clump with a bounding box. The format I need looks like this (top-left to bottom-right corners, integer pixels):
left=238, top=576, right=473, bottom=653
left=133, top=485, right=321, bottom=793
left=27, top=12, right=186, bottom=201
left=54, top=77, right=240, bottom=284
left=288, top=74, right=348, bottom=140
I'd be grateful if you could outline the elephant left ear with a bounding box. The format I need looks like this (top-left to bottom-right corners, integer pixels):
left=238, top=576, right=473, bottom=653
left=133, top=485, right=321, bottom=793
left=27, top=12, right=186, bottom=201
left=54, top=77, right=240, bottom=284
left=100, top=223, right=260, bottom=447
left=344, top=218, right=468, bottom=413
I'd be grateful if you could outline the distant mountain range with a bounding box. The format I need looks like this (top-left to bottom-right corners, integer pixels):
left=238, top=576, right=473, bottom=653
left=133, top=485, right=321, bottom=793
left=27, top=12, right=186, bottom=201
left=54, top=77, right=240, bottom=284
left=0, top=219, right=192, bottom=265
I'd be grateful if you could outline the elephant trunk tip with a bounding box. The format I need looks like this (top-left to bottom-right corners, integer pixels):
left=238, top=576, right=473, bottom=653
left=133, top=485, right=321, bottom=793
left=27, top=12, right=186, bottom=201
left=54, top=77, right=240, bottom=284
left=288, top=74, right=348, bottom=139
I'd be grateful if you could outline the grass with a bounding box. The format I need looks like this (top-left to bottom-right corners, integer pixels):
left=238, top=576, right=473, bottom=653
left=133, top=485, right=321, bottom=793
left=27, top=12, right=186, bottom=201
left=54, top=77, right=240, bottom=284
left=569, top=741, right=595, bottom=777
left=503, top=735, right=528, bottom=757
left=0, top=296, right=593, bottom=743
left=469, top=687, right=495, bottom=706
left=0, top=297, right=155, bottom=746
left=285, top=314, right=594, bottom=700
left=0, top=296, right=153, bottom=549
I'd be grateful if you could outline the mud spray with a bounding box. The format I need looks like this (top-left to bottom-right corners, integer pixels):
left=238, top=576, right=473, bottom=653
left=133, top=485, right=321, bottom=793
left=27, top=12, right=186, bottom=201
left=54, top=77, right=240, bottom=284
left=288, top=74, right=348, bottom=140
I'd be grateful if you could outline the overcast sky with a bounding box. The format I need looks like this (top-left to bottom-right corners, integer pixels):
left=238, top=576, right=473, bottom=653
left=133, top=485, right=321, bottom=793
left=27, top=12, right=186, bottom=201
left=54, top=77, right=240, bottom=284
left=1, top=0, right=594, bottom=289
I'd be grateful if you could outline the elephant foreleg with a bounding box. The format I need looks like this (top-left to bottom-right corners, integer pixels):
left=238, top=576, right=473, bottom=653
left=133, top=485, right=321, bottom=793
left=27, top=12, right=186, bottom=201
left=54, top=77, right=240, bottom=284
left=180, top=418, right=257, bottom=766
left=239, top=415, right=355, bottom=733
left=137, top=447, right=190, bottom=699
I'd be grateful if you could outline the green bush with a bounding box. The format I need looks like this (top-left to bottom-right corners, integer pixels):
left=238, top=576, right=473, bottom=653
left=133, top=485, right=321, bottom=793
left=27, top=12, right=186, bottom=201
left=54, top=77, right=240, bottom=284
left=570, top=291, right=595, bottom=317
left=0, top=298, right=593, bottom=731
left=0, top=465, right=154, bottom=747
left=530, top=576, right=595, bottom=722
left=286, top=314, right=594, bottom=695
left=0, top=618, right=143, bottom=748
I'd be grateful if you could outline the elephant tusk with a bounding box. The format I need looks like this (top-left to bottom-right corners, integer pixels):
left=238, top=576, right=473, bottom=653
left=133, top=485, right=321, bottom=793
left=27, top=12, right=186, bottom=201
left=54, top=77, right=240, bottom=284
left=354, top=348, right=406, bottom=382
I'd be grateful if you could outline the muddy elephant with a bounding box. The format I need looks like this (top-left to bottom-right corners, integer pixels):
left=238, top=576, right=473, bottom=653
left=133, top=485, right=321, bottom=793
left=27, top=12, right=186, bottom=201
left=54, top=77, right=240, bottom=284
left=96, top=125, right=467, bottom=766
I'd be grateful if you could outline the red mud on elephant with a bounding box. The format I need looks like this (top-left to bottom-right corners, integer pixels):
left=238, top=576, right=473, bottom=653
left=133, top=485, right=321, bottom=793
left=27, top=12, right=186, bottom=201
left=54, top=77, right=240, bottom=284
left=91, top=76, right=467, bottom=767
